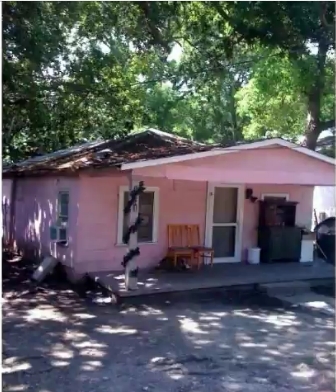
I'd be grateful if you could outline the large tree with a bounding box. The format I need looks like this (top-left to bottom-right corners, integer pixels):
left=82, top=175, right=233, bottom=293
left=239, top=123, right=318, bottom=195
left=136, top=1, right=335, bottom=149
left=215, top=1, right=335, bottom=149
left=3, top=1, right=335, bottom=163
left=236, top=47, right=335, bottom=141
left=2, top=1, right=174, bottom=162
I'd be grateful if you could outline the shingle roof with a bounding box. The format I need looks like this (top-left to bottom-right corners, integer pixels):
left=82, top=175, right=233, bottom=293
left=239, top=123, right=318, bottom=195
left=3, top=129, right=216, bottom=177
left=5, top=128, right=330, bottom=177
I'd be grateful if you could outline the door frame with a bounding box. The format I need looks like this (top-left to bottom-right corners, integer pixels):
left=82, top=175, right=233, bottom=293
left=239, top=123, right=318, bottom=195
left=205, top=183, right=245, bottom=263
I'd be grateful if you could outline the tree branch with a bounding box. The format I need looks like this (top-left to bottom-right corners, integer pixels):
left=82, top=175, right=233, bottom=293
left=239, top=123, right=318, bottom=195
left=210, top=2, right=231, bottom=23
left=136, top=2, right=170, bottom=52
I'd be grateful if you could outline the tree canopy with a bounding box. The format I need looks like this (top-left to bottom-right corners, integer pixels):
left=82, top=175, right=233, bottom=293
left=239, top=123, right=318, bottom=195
left=3, top=1, right=335, bottom=163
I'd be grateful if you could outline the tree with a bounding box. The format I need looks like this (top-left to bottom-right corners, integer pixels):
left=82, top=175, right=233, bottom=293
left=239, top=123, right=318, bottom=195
left=2, top=1, right=175, bottom=162
left=236, top=48, right=335, bottom=141
left=134, top=1, right=335, bottom=149
left=200, top=1, right=336, bottom=149
left=3, top=1, right=335, bottom=163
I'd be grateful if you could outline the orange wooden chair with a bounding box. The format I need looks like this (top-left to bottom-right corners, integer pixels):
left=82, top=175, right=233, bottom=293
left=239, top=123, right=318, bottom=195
left=187, top=224, right=214, bottom=269
left=166, top=224, right=195, bottom=268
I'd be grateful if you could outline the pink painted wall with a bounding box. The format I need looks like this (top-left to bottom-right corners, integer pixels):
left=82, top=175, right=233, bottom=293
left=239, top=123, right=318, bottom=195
left=13, top=177, right=79, bottom=266
left=10, top=145, right=322, bottom=273
left=75, top=172, right=314, bottom=272
left=134, top=147, right=335, bottom=185
left=75, top=174, right=207, bottom=273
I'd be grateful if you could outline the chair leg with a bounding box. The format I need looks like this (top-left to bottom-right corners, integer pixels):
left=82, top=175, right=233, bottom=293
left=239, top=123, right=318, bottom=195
left=173, top=254, right=177, bottom=268
left=197, top=253, right=202, bottom=270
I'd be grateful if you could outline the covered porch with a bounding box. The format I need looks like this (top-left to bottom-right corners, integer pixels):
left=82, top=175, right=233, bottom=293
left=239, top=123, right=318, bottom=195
left=75, top=133, right=335, bottom=278
left=89, top=259, right=334, bottom=298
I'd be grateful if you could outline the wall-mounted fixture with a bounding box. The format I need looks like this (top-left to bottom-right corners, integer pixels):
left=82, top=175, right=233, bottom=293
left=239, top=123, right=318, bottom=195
left=245, top=188, right=258, bottom=203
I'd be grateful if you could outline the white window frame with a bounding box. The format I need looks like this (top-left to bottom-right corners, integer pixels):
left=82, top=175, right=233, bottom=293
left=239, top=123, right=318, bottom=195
left=261, top=193, right=289, bottom=201
left=205, top=183, right=245, bottom=263
left=117, top=185, right=159, bottom=245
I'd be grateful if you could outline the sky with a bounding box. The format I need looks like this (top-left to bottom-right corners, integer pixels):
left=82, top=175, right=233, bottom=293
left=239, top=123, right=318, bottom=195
left=167, top=43, right=183, bottom=62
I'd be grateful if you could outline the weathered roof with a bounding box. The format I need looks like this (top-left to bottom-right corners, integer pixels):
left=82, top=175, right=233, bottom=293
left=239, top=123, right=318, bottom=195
left=4, top=128, right=334, bottom=177
left=3, top=129, right=216, bottom=177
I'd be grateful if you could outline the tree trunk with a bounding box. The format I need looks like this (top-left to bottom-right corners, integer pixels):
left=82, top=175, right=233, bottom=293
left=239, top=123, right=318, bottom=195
left=302, top=41, right=329, bottom=151
left=304, top=91, right=321, bottom=150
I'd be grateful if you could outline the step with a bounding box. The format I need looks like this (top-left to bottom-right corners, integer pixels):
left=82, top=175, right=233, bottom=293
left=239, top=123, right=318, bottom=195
left=260, top=280, right=312, bottom=297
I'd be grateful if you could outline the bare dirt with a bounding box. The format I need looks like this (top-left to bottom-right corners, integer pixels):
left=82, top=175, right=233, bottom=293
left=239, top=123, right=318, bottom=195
left=2, top=254, right=335, bottom=392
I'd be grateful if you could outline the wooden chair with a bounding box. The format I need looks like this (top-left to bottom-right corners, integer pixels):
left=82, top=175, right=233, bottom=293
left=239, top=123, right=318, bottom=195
left=187, top=224, right=214, bottom=269
left=166, top=224, right=195, bottom=268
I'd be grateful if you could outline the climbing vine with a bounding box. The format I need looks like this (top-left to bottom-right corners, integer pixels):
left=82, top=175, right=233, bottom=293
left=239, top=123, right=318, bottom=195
left=121, top=181, right=146, bottom=271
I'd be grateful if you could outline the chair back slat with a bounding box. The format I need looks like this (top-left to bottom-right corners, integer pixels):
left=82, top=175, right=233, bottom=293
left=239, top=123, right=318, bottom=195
left=187, top=224, right=200, bottom=247
left=167, top=224, right=200, bottom=247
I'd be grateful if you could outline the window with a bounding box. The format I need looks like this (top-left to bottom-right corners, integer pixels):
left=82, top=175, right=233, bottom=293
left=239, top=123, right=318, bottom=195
left=50, top=191, right=69, bottom=243
left=118, top=186, right=159, bottom=244
left=58, top=191, right=69, bottom=225
left=261, top=193, right=289, bottom=202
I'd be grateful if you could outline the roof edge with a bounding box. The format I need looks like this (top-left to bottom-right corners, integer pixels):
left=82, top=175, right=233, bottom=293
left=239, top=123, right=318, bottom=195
left=120, top=138, right=336, bottom=170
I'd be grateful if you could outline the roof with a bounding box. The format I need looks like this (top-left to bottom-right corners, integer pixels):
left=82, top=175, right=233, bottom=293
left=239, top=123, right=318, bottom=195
left=3, top=129, right=215, bottom=176
left=3, top=128, right=335, bottom=177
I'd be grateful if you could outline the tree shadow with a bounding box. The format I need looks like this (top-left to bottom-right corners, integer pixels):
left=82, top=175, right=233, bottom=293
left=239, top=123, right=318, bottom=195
left=2, top=262, right=335, bottom=392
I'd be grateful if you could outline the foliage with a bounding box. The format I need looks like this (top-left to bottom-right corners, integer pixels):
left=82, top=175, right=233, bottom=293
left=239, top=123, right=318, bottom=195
left=236, top=51, right=335, bottom=140
left=2, top=1, right=167, bottom=162
left=2, top=1, right=335, bottom=163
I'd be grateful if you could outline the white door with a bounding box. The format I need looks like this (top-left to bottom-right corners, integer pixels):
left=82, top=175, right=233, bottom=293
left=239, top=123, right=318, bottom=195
left=205, top=184, right=244, bottom=263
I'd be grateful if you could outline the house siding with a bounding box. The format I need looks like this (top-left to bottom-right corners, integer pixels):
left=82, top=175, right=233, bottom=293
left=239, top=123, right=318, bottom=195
left=134, top=146, right=335, bottom=185
left=13, top=176, right=79, bottom=266
left=8, top=144, right=326, bottom=275
left=75, top=174, right=207, bottom=272
left=75, top=172, right=314, bottom=273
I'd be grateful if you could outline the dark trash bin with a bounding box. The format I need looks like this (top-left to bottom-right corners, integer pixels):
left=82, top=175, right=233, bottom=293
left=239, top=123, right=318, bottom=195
left=314, top=217, right=335, bottom=264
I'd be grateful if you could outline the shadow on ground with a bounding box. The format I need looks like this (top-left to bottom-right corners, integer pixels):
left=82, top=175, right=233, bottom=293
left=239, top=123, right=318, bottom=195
left=2, top=253, right=335, bottom=392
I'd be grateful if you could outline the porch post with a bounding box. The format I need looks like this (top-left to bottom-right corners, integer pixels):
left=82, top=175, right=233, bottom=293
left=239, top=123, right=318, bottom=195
left=122, top=172, right=145, bottom=291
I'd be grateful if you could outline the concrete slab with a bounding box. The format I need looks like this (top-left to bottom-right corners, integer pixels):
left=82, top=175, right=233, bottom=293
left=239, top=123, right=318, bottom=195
left=260, top=281, right=312, bottom=297
left=89, top=259, right=335, bottom=298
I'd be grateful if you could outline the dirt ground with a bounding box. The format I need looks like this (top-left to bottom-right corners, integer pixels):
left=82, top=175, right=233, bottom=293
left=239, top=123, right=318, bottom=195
left=2, top=255, right=335, bottom=392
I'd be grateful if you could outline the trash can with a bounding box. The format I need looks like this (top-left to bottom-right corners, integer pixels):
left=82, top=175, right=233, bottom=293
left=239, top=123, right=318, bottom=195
left=247, top=248, right=261, bottom=264
left=314, top=217, right=335, bottom=265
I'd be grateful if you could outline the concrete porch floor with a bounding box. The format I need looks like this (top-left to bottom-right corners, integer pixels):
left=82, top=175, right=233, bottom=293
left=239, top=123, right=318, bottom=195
left=88, top=259, right=335, bottom=298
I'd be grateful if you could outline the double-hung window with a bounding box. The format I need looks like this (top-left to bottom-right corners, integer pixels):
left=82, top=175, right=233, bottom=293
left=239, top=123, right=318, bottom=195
left=117, top=186, right=159, bottom=245
left=58, top=191, right=69, bottom=225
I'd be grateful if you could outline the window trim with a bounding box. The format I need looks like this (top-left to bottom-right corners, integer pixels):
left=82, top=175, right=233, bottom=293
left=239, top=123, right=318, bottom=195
left=261, top=193, right=289, bottom=201
left=117, top=185, right=159, bottom=246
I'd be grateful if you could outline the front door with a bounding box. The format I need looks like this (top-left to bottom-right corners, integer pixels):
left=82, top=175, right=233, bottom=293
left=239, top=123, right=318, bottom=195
left=205, top=184, right=244, bottom=263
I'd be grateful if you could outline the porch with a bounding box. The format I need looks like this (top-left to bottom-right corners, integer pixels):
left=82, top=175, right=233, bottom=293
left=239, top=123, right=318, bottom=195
left=89, top=259, right=335, bottom=298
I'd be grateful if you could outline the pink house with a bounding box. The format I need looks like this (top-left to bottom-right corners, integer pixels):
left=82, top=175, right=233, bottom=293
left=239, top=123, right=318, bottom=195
left=3, top=129, right=335, bottom=283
